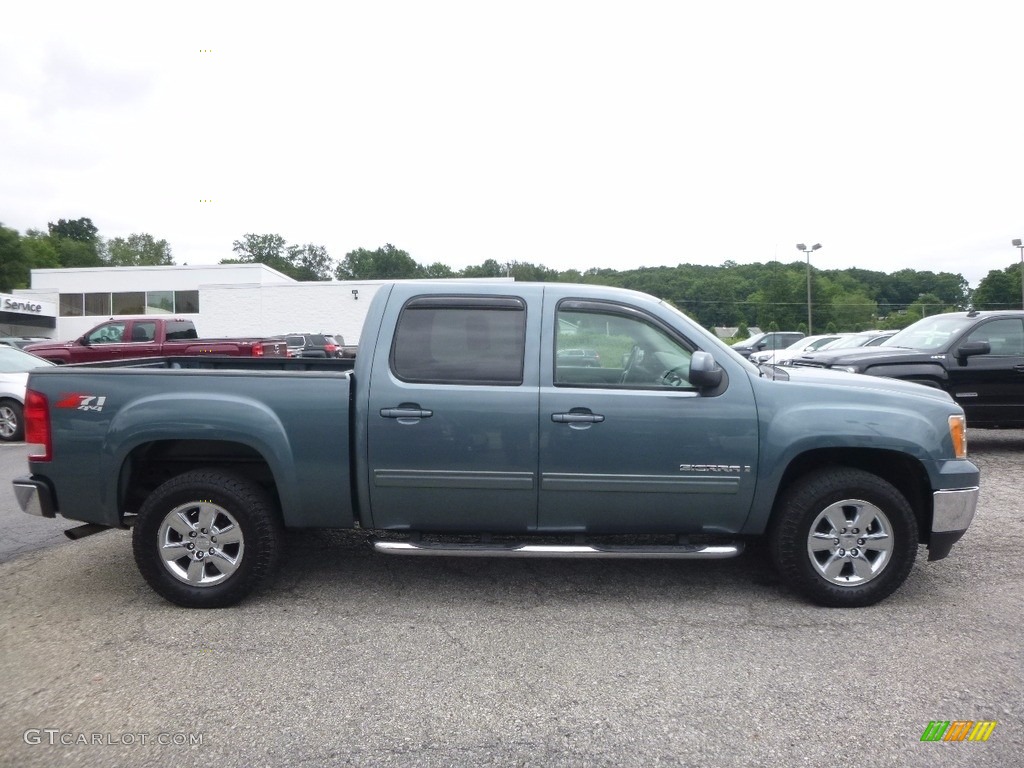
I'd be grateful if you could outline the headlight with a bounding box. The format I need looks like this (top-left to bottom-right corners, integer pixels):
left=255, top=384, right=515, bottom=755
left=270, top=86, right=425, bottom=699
left=949, top=414, right=967, bottom=459
left=835, top=365, right=860, bottom=373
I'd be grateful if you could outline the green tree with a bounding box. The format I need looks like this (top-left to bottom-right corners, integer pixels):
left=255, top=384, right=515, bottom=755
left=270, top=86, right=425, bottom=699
left=423, top=262, right=456, bottom=278
left=0, top=224, right=28, bottom=291
left=734, top=321, right=749, bottom=340
left=46, top=217, right=102, bottom=267
left=335, top=244, right=421, bottom=280
left=460, top=259, right=505, bottom=278
left=227, top=233, right=290, bottom=274
left=286, top=243, right=334, bottom=281
left=106, top=233, right=174, bottom=266
left=48, top=217, right=98, bottom=243
left=973, top=267, right=1021, bottom=310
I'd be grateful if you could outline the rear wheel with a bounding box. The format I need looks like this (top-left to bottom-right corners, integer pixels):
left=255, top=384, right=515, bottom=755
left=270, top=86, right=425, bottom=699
left=0, top=399, right=23, bottom=442
left=769, top=468, right=918, bottom=607
left=133, top=469, right=282, bottom=608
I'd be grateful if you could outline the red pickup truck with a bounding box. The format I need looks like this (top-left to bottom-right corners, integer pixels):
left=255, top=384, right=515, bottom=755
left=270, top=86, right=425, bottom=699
left=24, top=318, right=287, bottom=364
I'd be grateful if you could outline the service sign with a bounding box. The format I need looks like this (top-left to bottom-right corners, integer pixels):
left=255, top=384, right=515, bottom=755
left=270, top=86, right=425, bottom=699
left=0, top=293, right=56, bottom=316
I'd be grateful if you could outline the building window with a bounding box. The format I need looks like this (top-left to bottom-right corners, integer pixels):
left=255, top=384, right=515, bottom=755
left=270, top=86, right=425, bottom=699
left=174, top=290, right=200, bottom=313
left=112, top=292, right=145, bottom=315
left=84, top=293, right=111, bottom=316
left=60, top=294, right=84, bottom=317
left=146, top=291, right=174, bottom=314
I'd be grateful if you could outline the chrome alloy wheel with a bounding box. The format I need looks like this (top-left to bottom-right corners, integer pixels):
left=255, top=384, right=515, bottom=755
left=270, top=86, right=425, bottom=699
left=157, top=502, right=245, bottom=587
left=806, top=499, right=894, bottom=586
left=0, top=404, right=18, bottom=439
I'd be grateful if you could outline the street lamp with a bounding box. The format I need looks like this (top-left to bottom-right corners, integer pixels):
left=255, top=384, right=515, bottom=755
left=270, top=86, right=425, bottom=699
left=796, top=243, right=822, bottom=334
left=1014, top=239, right=1024, bottom=310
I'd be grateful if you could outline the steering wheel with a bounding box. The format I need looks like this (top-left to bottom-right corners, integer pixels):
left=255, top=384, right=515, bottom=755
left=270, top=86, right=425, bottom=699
left=620, top=344, right=643, bottom=384
left=659, top=366, right=688, bottom=387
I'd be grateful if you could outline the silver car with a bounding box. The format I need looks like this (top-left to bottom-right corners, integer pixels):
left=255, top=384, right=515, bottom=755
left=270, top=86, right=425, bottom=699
left=0, top=346, right=55, bottom=442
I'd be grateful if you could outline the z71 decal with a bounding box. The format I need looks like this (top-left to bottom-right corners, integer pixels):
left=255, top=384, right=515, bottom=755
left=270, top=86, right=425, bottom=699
left=56, top=393, right=108, bottom=412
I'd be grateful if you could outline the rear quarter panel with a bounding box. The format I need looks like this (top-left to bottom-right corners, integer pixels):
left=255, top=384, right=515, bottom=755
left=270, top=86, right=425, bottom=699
left=27, top=368, right=353, bottom=529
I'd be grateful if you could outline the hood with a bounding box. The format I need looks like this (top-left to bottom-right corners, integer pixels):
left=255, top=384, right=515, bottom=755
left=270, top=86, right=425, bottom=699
left=23, top=340, right=72, bottom=354
left=791, top=345, right=930, bottom=367
left=779, top=364, right=957, bottom=405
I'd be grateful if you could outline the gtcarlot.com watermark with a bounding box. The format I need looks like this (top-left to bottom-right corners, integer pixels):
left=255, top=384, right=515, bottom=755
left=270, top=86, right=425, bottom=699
left=24, top=729, right=203, bottom=747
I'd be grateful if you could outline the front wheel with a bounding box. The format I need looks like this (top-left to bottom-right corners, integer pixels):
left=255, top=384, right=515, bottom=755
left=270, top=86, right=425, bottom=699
left=769, top=468, right=918, bottom=607
left=133, top=469, right=282, bottom=608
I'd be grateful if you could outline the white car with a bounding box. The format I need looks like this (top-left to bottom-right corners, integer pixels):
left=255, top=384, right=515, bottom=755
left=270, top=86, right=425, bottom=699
left=750, top=334, right=850, bottom=365
left=0, top=346, right=55, bottom=442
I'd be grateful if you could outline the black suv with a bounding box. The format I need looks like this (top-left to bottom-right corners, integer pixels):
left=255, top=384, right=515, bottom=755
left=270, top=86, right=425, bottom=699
left=789, top=310, right=1024, bottom=428
left=284, top=333, right=340, bottom=358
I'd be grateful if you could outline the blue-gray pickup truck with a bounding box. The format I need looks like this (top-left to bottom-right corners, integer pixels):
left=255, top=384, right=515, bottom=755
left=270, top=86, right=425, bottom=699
left=13, top=282, right=980, bottom=608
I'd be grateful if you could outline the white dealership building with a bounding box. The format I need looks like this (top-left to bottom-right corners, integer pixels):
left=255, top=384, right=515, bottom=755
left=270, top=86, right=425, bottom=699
left=8, top=264, right=443, bottom=343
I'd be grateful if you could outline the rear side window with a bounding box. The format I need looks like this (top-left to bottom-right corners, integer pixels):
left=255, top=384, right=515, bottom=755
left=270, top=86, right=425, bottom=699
left=165, top=321, right=198, bottom=340
left=391, top=296, right=526, bottom=385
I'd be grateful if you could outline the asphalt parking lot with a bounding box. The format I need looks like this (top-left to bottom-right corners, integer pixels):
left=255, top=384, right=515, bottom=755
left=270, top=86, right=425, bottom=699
left=1, top=433, right=1021, bottom=767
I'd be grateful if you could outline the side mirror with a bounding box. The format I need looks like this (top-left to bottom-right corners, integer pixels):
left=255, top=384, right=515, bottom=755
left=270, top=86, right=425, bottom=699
left=956, top=340, right=990, bottom=362
left=690, top=351, right=724, bottom=390
left=79, top=335, right=91, bottom=346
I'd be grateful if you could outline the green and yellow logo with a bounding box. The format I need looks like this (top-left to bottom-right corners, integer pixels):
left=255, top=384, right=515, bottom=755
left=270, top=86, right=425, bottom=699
left=920, top=721, right=997, bottom=742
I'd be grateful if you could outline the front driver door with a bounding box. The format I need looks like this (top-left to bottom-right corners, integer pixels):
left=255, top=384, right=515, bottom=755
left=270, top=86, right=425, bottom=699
left=538, top=297, right=759, bottom=534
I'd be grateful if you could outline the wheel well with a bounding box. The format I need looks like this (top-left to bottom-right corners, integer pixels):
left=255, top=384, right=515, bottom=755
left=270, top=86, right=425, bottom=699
left=119, top=439, right=281, bottom=520
left=775, top=448, right=932, bottom=543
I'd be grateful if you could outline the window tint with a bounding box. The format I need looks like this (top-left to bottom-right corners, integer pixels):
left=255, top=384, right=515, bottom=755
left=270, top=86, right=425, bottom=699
left=165, top=321, right=198, bottom=340
left=130, top=322, right=157, bottom=342
left=556, top=304, right=694, bottom=389
left=967, top=318, right=1024, bottom=356
left=392, top=298, right=526, bottom=385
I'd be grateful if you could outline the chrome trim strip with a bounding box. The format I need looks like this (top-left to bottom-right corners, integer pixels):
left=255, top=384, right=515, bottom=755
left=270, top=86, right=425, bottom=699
left=932, top=487, right=979, bottom=533
left=374, top=540, right=743, bottom=559
left=373, top=470, right=534, bottom=490
left=541, top=473, right=739, bottom=494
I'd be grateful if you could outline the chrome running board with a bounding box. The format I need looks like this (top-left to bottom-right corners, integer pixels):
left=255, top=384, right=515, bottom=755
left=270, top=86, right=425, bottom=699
left=373, top=540, right=743, bottom=559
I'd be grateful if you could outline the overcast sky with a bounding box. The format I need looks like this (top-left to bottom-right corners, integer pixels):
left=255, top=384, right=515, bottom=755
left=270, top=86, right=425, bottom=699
left=3, top=1, right=1023, bottom=287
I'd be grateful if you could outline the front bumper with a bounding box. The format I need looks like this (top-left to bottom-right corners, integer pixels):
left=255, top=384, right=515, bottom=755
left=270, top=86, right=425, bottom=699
left=13, top=477, right=56, bottom=519
left=928, top=486, right=980, bottom=561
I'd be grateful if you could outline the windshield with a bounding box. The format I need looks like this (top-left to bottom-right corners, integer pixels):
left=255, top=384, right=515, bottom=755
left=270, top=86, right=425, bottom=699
left=884, top=314, right=971, bottom=351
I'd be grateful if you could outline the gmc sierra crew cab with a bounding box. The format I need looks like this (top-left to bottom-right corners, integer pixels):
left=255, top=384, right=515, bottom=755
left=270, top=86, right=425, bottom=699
left=13, top=282, right=980, bottom=609
left=24, top=317, right=287, bottom=363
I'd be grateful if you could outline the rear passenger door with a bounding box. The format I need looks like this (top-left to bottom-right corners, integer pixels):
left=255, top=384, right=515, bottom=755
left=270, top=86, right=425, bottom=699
left=365, top=291, right=542, bottom=532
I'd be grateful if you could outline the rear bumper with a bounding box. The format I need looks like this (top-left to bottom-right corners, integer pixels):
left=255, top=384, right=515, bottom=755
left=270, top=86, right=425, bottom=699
left=12, top=477, right=56, bottom=519
left=928, top=486, right=979, bottom=561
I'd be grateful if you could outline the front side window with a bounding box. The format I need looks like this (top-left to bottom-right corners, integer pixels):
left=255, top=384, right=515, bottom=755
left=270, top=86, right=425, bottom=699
left=87, top=322, right=126, bottom=344
left=966, top=318, right=1024, bottom=356
left=555, top=304, right=694, bottom=389
left=391, top=297, right=526, bottom=385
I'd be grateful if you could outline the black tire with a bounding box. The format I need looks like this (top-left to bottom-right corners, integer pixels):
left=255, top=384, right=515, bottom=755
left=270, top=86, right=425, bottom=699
left=132, top=469, right=282, bottom=608
left=0, top=399, right=24, bottom=442
left=769, top=467, right=918, bottom=608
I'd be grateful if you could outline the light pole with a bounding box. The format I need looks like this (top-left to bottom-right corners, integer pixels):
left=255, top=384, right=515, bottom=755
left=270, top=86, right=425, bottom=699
left=1014, top=239, right=1024, bottom=310
left=796, top=243, right=822, bottom=334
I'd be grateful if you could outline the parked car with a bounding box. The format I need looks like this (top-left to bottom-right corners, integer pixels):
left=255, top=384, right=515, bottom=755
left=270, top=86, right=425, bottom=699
left=0, top=336, right=51, bottom=349
left=0, top=345, right=55, bottom=442
left=284, top=333, right=341, bottom=358
left=750, top=334, right=849, bottom=365
left=556, top=348, right=601, bottom=367
left=730, top=331, right=805, bottom=359
left=778, top=330, right=896, bottom=366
